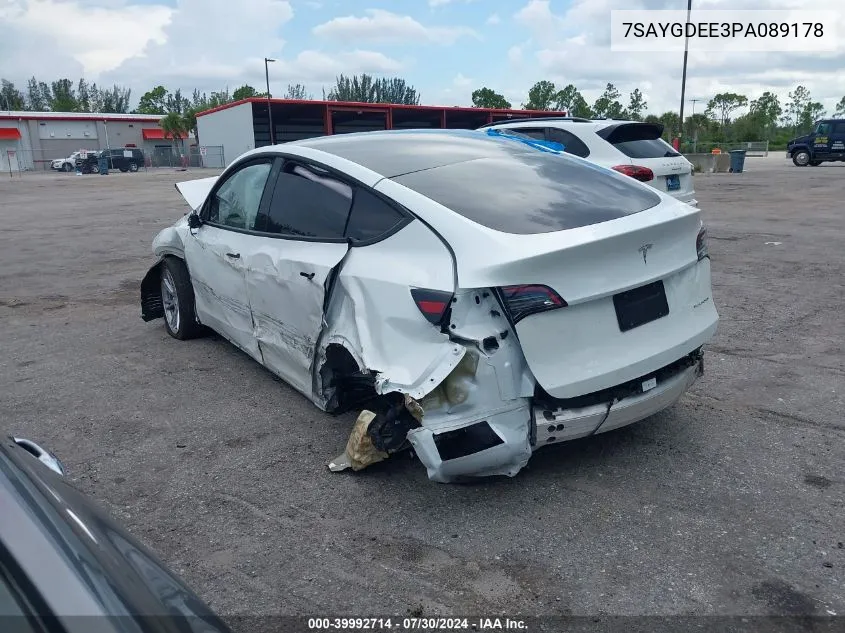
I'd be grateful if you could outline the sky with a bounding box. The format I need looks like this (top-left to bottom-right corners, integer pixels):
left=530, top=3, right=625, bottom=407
left=1, top=0, right=844, bottom=115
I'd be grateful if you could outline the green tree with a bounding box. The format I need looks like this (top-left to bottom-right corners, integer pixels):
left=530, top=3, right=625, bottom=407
left=799, top=101, right=825, bottom=132
left=99, top=85, right=131, bottom=113
left=160, top=111, right=190, bottom=153
left=377, top=78, right=420, bottom=105
left=284, top=83, right=312, bottom=100
left=555, top=84, right=592, bottom=117
left=685, top=113, right=716, bottom=141
left=136, top=85, right=168, bottom=114
left=592, top=83, right=626, bottom=119
left=657, top=111, right=680, bottom=141
left=627, top=88, right=647, bottom=121
left=232, top=84, right=260, bottom=100
left=77, top=78, right=91, bottom=112
left=327, top=74, right=419, bottom=104
left=26, top=77, right=48, bottom=110
left=471, top=87, right=511, bottom=109
left=748, top=91, right=782, bottom=139
left=0, top=79, right=26, bottom=110
left=49, top=79, right=78, bottom=112
left=835, top=96, right=845, bottom=117
left=784, top=85, right=810, bottom=131
left=705, top=92, right=748, bottom=128
left=523, top=80, right=558, bottom=110
left=165, top=88, right=190, bottom=114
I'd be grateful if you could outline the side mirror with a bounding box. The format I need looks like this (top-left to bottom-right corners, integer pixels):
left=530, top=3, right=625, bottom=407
left=187, top=213, right=202, bottom=229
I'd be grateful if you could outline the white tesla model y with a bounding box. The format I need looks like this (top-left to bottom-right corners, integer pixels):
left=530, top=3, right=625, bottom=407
left=141, top=129, right=718, bottom=483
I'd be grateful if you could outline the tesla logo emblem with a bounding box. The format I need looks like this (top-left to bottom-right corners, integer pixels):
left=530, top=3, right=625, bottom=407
left=638, top=243, right=653, bottom=264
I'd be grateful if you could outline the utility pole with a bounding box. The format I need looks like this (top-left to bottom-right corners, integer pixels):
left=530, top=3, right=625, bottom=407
left=264, top=57, right=276, bottom=145
left=677, top=0, right=693, bottom=147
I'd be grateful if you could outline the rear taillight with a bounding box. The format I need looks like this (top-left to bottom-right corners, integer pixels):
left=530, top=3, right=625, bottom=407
left=696, top=226, right=709, bottom=260
left=499, top=285, right=567, bottom=324
left=612, top=164, right=654, bottom=182
left=411, top=288, right=453, bottom=325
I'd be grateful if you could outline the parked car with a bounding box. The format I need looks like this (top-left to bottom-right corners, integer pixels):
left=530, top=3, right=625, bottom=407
left=140, top=129, right=718, bottom=484
left=0, top=435, right=232, bottom=632
left=76, top=147, right=144, bottom=173
left=51, top=150, right=91, bottom=172
left=786, top=118, right=845, bottom=166
left=481, top=117, right=698, bottom=207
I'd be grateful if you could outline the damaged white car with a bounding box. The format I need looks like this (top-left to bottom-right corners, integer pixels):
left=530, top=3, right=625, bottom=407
left=140, top=129, right=719, bottom=483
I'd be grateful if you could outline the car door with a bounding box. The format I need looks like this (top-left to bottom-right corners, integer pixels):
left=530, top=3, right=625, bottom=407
left=184, top=158, right=275, bottom=361
left=811, top=121, right=832, bottom=159
left=830, top=121, right=845, bottom=158
left=242, top=159, right=352, bottom=397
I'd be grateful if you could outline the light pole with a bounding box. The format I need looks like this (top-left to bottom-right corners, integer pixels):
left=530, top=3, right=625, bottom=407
left=677, top=0, right=692, bottom=148
left=264, top=57, right=276, bottom=146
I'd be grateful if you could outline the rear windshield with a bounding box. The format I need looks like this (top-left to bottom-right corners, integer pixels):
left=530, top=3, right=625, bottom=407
left=392, top=151, right=661, bottom=235
left=612, top=137, right=681, bottom=159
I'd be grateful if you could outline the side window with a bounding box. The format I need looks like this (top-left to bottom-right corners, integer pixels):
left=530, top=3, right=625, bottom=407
left=345, top=188, right=407, bottom=242
left=548, top=128, right=591, bottom=158
left=833, top=122, right=845, bottom=134
left=259, top=162, right=352, bottom=239
left=207, top=161, right=273, bottom=230
left=512, top=127, right=547, bottom=140
left=815, top=122, right=831, bottom=135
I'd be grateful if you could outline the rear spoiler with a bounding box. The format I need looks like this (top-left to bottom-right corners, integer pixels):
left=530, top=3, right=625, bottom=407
left=175, top=176, right=218, bottom=211
left=597, top=122, right=664, bottom=144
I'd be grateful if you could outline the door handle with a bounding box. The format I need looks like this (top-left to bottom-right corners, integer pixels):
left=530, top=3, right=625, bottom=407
left=225, top=252, right=240, bottom=259
left=299, top=271, right=315, bottom=280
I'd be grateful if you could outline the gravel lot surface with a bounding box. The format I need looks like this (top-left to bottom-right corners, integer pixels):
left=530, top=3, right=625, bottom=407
left=2, top=159, right=843, bottom=624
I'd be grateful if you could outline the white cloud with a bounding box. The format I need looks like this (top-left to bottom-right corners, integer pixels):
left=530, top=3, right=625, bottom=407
left=486, top=13, right=501, bottom=25
left=509, top=0, right=845, bottom=114
left=0, top=0, right=173, bottom=76
left=313, top=9, right=479, bottom=45
left=453, top=73, right=473, bottom=88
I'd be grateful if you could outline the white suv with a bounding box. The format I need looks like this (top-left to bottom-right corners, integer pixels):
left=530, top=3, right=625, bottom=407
left=482, top=117, right=697, bottom=206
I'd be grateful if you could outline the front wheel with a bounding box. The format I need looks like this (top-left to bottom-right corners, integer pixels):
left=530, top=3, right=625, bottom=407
left=792, top=150, right=811, bottom=166
left=128, top=162, right=138, bottom=172
left=62, top=163, right=73, bottom=172
left=161, top=258, right=204, bottom=340
left=90, top=163, right=100, bottom=174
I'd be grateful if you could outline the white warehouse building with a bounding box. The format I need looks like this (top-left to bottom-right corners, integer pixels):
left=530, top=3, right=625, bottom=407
left=0, top=111, right=192, bottom=172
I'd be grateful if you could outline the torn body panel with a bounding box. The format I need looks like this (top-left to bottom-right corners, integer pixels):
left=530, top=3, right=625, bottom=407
left=316, top=219, right=460, bottom=406
left=244, top=238, right=349, bottom=401
left=404, top=289, right=536, bottom=482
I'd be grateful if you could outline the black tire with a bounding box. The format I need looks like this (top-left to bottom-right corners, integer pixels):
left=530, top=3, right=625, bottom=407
left=90, top=162, right=100, bottom=174
left=62, top=163, right=73, bottom=172
left=128, top=162, right=138, bottom=172
left=119, top=166, right=129, bottom=173
left=792, top=150, right=811, bottom=167
left=160, top=258, right=204, bottom=340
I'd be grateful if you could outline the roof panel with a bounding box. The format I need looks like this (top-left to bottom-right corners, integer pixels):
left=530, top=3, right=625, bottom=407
left=291, top=129, right=553, bottom=177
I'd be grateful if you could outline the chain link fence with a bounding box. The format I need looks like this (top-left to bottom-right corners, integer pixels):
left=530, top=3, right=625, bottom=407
left=4, top=145, right=225, bottom=173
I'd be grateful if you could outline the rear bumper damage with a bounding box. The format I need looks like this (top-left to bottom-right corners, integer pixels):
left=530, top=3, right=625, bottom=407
left=405, top=350, right=703, bottom=483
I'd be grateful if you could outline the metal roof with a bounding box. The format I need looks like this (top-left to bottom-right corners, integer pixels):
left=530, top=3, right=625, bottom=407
left=0, top=111, right=164, bottom=122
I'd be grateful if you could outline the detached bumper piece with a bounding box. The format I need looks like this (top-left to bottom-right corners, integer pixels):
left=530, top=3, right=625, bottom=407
left=140, top=263, right=164, bottom=321
left=533, top=351, right=703, bottom=447
left=407, top=405, right=532, bottom=484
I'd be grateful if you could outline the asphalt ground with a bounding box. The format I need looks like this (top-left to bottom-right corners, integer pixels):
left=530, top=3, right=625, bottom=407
left=1, top=158, right=843, bottom=626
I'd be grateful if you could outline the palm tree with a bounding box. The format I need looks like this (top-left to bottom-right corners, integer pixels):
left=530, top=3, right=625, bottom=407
left=159, top=112, right=190, bottom=163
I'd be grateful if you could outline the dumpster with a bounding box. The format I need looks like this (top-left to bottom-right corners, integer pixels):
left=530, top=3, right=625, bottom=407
left=729, top=149, right=747, bottom=173
left=98, top=155, right=109, bottom=175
